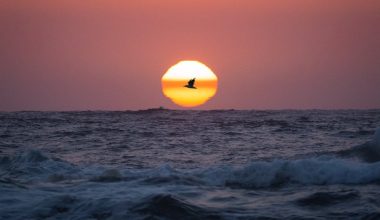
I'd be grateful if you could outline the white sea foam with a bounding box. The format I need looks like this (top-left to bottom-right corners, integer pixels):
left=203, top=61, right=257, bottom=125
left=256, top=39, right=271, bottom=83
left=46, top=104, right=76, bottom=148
left=1, top=149, right=380, bottom=219
left=2, top=147, right=380, bottom=189
left=198, top=158, right=380, bottom=188
left=0, top=150, right=82, bottom=184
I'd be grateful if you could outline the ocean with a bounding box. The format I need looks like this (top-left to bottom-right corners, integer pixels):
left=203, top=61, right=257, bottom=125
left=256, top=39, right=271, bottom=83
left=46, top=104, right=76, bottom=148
left=0, top=109, right=380, bottom=219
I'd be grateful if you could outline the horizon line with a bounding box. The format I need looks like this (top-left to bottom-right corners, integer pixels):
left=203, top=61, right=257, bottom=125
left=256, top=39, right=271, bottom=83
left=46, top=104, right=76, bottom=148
left=1, top=107, right=380, bottom=113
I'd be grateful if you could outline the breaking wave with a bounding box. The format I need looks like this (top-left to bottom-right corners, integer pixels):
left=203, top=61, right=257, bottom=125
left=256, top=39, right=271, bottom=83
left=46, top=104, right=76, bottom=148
left=339, top=127, right=380, bottom=162
left=198, top=157, right=380, bottom=189
left=0, top=150, right=79, bottom=182
left=2, top=127, right=380, bottom=190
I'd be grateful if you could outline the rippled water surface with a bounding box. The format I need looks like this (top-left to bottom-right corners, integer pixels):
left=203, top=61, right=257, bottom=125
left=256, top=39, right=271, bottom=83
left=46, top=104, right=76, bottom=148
left=1, top=110, right=380, bottom=219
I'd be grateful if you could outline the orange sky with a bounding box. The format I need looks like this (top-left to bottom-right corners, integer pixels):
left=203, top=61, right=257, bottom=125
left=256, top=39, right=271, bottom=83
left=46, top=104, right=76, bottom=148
left=1, top=0, right=379, bottom=110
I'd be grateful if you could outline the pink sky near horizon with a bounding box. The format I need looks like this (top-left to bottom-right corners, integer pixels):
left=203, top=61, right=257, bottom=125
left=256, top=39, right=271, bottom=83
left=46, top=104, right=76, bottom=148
left=1, top=0, right=379, bottom=110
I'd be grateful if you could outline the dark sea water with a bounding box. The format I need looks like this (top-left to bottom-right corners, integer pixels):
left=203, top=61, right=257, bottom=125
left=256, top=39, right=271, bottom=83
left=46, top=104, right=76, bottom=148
left=1, top=109, right=380, bottom=220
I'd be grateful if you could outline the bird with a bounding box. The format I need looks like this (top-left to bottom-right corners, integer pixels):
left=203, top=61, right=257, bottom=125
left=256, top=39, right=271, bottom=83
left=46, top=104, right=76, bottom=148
left=184, top=78, right=197, bottom=89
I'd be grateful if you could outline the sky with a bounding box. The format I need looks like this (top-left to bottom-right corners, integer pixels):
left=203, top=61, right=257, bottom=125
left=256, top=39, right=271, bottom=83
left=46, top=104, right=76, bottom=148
left=1, top=0, right=379, bottom=110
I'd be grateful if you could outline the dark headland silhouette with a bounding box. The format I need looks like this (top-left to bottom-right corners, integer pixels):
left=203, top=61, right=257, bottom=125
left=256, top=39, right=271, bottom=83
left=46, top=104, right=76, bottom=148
left=184, top=78, right=197, bottom=89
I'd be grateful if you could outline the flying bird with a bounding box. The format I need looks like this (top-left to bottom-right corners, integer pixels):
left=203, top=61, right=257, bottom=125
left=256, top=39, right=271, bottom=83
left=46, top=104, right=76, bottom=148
left=184, top=78, right=197, bottom=89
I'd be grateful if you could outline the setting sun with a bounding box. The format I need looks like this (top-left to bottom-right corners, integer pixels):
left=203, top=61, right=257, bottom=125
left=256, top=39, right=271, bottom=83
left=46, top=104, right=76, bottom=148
left=162, top=61, right=218, bottom=107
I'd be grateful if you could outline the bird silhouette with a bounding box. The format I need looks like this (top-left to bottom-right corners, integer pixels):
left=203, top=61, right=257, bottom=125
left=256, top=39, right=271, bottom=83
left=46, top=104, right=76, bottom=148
left=184, top=78, right=197, bottom=89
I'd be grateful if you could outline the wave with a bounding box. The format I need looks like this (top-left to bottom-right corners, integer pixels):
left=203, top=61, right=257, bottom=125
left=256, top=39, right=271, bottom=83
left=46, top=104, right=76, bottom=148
left=2, top=152, right=380, bottom=190
left=197, top=158, right=380, bottom=189
left=26, top=193, right=223, bottom=220
left=2, top=128, right=380, bottom=189
left=137, top=129, right=380, bottom=189
left=130, top=194, right=222, bottom=220
left=195, top=130, right=380, bottom=189
left=339, top=127, right=380, bottom=162
left=296, top=189, right=360, bottom=206
left=335, top=129, right=374, bottom=138
left=129, top=157, right=380, bottom=190
left=0, top=150, right=79, bottom=182
left=90, top=169, right=123, bottom=182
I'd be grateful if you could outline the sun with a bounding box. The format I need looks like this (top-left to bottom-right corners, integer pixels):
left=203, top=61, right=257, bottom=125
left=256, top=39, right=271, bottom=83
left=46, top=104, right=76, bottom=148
left=162, top=60, right=218, bottom=107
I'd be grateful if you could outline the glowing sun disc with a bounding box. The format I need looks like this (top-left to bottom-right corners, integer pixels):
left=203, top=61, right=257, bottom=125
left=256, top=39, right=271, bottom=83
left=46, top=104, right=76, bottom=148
left=161, top=60, right=218, bottom=107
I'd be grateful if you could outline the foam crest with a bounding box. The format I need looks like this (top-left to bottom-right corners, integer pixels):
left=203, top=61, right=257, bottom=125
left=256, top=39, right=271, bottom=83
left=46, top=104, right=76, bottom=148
left=0, top=149, right=78, bottom=181
left=198, top=158, right=380, bottom=188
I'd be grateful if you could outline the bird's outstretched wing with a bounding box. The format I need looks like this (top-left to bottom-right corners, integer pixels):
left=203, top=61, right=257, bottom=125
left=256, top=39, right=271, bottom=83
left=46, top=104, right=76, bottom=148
left=188, top=78, right=195, bottom=87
